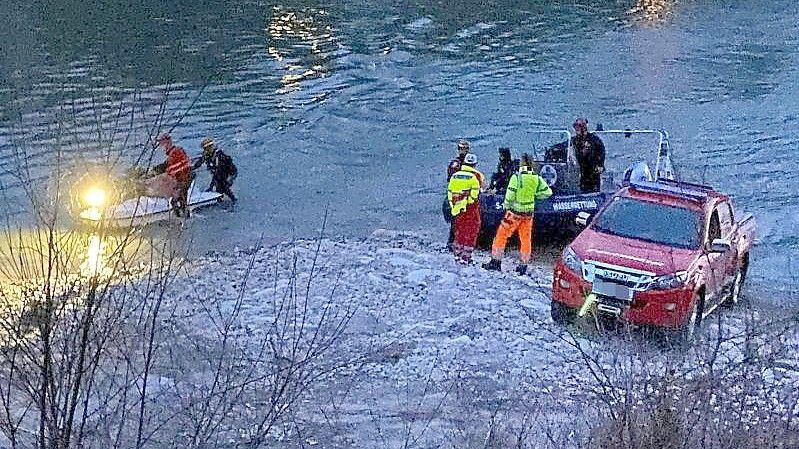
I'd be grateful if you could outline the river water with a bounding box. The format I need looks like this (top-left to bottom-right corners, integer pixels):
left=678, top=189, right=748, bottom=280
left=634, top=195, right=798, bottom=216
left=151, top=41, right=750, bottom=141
left=1, top=0, right=797, bottom=292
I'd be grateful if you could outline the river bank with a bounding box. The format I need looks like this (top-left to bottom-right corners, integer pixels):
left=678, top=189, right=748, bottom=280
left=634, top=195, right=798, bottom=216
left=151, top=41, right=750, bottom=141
left=169, top=228, right=799, bottom=447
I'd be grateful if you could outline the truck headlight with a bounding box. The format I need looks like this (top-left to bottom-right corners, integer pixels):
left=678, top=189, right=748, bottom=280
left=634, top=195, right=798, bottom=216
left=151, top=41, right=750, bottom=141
left=562, top=247, right=582, bottom=273
left=649, top=271, right=688, bottom=290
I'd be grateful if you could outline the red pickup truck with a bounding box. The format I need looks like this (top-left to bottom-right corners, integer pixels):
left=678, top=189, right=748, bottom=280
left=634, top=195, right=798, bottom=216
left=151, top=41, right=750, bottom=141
left=550, top=179, right=755, bottom=338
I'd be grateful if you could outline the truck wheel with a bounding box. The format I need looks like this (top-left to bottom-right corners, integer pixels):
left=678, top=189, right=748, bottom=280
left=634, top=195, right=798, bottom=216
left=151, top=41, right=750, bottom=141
left=550, top=301, right=576, bottom=325
left=726, top=269, right=744, bottom=306
left=680, top=291, right=705, bottom=342
left=725, top=253, right=749, bottom=306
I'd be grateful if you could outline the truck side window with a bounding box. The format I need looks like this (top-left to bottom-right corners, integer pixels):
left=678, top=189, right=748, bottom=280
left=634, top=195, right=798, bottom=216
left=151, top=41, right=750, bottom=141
left=708, top=210, right=721, bottom=242
left=716, top=202, right=734, bottom=237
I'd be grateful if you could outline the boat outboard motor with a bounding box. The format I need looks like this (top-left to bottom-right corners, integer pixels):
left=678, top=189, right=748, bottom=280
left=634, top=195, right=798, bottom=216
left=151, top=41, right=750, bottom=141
left=622, top=161, right=653, bottom=186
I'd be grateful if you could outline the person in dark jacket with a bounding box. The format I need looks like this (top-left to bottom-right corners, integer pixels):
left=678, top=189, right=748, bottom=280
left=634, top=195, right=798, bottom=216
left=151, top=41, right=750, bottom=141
left=195, top=137, right=238, bottom=202
left=571, top=117, right=605, bottom=193
left=488, top=147, right=518, bottom=194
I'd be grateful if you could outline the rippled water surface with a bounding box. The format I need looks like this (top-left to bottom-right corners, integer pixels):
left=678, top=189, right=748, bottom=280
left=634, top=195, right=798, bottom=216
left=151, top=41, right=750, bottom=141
left=1, top=0, right=797, bottom=289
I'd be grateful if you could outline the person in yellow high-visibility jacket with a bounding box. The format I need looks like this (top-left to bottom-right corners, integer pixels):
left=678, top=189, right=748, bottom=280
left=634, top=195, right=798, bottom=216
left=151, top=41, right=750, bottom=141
left=447, top=153, right=484, bottom=264
left=483, top=153, right=552, bottom=275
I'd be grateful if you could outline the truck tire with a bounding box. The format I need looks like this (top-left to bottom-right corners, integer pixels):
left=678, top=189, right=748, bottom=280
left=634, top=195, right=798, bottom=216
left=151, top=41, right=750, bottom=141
left=680, top=291, right=705, bottom=342
left=550, top=301, right=576, bottom=325
left=725, top=253, right=749, bottom=306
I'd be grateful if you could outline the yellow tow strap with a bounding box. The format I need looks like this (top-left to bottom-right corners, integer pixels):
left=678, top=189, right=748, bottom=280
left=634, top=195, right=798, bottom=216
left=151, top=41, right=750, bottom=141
left=578, top=293, right=597, bottom=317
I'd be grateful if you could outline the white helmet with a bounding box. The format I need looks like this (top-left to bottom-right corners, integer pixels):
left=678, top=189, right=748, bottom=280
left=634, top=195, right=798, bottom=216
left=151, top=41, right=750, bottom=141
left=463, top=153, right=477, bottom=165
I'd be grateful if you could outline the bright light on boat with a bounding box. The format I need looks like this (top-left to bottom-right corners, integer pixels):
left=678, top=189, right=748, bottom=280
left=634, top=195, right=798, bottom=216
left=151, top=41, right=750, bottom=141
left=83, top=187, right=107, bottom=209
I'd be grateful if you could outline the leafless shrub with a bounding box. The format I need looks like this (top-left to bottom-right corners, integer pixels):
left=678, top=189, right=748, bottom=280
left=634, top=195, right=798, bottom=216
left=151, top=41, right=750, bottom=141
left=547, top=305, right=799, bottom=449
left=0, top=91, right=354, bottom=449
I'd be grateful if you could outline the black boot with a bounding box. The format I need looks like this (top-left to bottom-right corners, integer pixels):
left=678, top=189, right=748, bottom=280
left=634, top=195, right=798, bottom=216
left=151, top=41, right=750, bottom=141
left=515, top=264, right=528, bottom=275
left=482, top=259, right=501, bottom=271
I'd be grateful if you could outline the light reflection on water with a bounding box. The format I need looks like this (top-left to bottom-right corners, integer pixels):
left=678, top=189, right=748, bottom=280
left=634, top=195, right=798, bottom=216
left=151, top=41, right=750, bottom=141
left=266, top=6, right=337, bottom=93
left=81, top=233, right=107, bottom=277
left=0, top=228, right=158, bottom=293
left=0, top=227, right=172, bottom=343
left=628, top=0, right=675, bottom=24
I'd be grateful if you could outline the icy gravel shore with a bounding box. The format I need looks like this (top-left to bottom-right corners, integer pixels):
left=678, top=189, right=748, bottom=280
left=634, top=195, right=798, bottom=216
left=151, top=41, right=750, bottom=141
left=171, top=229, right=799, bottom=448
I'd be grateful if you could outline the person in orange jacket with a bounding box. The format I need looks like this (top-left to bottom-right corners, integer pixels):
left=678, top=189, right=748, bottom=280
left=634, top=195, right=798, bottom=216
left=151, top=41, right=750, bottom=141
left=446, top=139, right=472, bottom=250
left=447, top=153, right=485, bottom=264
left=153, top=133, right=192, bottom=217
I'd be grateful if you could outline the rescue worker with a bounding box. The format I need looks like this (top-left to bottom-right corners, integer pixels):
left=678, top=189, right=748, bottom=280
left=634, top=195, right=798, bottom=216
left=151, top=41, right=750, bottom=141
left=483, top=153, right=552, bottom=275
left=447, top=139, right=470, bottom=181
left=195, top=137, right=238, bottom=203
left=153, top=133, right=192, bottom=217
left=488, top=147, right=518, bottom=194
left=446, top=139, right=472, bottom=250
left=447, top=153, right=484, bottom=264
left=571, top=117, right=606, bottom=193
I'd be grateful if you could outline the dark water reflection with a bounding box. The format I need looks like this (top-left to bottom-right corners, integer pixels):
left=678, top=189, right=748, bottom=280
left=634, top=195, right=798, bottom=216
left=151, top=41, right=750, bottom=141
left=0, top=0, right=797, bottom=289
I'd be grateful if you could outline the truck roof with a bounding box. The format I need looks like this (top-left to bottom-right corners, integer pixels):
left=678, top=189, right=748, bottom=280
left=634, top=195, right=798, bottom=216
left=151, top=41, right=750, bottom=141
left=619, top=179, right=726, bottom=210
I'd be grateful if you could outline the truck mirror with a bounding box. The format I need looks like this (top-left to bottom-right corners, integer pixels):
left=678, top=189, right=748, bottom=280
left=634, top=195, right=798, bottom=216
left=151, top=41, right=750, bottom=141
left=709, top=238, right=731, bottom=253
left=575, top=211, right=591, bottom=227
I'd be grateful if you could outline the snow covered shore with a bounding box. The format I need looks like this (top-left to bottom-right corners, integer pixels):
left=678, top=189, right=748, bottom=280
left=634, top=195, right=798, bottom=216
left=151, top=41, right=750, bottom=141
left=172, top=229, right=799, bottom=448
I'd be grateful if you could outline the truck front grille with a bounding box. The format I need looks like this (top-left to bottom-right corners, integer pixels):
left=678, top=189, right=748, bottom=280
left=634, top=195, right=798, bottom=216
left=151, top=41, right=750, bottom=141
left=583, top=261, right=656, bottom=292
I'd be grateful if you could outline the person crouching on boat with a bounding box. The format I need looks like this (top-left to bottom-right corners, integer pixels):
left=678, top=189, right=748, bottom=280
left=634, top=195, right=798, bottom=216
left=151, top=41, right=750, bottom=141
left=447, top=153, right=484, bottom=265
left=488, top=147, right=517, bottom=194
left=196, top=137, right=238, bottom=203
left=153, top=133, right=192, bottom=217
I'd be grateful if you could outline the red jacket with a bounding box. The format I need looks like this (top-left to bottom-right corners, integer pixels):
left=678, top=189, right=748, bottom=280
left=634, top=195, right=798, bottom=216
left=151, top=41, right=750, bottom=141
left=165, top=145, right=191, bottom=182
left=447, top=155, right=465, bottom=181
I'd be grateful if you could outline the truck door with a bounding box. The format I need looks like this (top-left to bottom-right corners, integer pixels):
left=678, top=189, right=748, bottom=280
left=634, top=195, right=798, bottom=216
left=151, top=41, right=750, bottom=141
left=705, top=205, right=736, bottom=307
left=716, top=201, right=738, bottom=280
left=704, top=209, right=726, bottom=307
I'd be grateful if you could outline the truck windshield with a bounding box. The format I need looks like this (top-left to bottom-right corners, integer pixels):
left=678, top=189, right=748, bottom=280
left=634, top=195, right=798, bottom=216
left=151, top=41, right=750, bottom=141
left=592, top=197, right=701, bottom=249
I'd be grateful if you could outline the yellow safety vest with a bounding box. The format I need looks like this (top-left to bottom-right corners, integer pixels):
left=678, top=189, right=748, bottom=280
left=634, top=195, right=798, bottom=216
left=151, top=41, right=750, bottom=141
left=503, top=169, right=552, bottom=214
left=447, top=165, right=482, bottom=216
